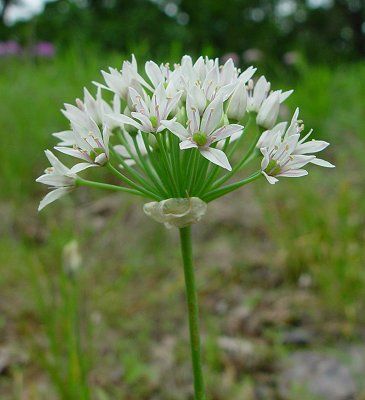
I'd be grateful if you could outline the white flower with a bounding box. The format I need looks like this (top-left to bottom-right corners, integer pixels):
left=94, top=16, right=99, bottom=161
left=258, top=108, right=335, bottom=168
left=145, top=61, right=182, bottom=97
left=78, top=87, right=111, bottom=127
left=162, top=95, right=243, bottom=170
left=226, top=79, right=248, bottom=121
left=54, top=116, right=111, bottom=167
left=256, top=90, right=281, bottom=129
left=181, top=56, right=255, bottom=111
left=259, top=109, right=334, bottom=184
left=247, top=76, right=293, bottom=116
left=95, top=55, right=152, bottom=100
left=260, top=133, right=313, bottom=184
left=72, top=87, right=121, bottom=131
left=110, top=84, right=182, bottom=133
left=36, top=150, right=87, bottom=211
left=52, top=92, right=115, bottom=166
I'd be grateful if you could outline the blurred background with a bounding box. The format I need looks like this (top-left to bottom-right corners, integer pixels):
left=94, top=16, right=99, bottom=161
left=0, top=0, right=365, bottom=399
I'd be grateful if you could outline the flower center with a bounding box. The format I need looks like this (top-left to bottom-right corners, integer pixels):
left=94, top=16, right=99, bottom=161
left=89, top=147, right=107, bottom=165
left=150, top=116, right=158, bottom=129
left=265, top=159, right=281, bottom=176
left=192, top=131, right=207, bottom=146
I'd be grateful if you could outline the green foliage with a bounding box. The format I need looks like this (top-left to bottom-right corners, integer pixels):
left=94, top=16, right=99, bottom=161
left=5, top=0, right=365, bottom=63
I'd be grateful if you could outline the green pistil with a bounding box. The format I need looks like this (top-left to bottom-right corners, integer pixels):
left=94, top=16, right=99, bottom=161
left=265, top=159, right=281, bottom=175
left=89, top=147, right=104, bottom=161
left=192, top=132, right=207, bottom=146
left=150, top=116, right=158, bottom=129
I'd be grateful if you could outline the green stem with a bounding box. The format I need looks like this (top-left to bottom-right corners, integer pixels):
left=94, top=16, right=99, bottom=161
left=131, top=135, right=170, bottom=198
left=179, top=226, right=206, bottom=400
left=75, top=177, right=148, bottom=199
left=107, top=163, right=162, bottom=200
left=203, top=170, right=262, bottom=202
left=110, top=146, right=160, bottom=196
left=156, top=133, right=180, bottom=197
left=211, top=119, right=261, bottom=190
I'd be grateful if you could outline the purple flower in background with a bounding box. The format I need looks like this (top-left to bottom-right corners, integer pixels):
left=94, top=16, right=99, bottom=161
left=33, top=42, right=56, bottom=58
left=0, top=40, right=22, bottom=56
left=243, top=48, right=264, bottom=63
left=283, top=51, right=300, bottom=66
left=221, top=52, right=240, bottom=65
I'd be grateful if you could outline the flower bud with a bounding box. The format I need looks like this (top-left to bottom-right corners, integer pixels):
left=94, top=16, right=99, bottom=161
left=62, top=240, right=82, bottom=276
left=226, top=80, right=247, bottom=121
left=256, top=91, right=280, bottom=129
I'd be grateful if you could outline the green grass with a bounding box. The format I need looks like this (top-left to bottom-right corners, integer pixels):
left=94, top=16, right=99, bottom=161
left=1, top=53, right=365, bottom=398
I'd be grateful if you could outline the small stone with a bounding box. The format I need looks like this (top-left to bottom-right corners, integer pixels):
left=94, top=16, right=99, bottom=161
left=254, top=383, right=276, bottom=400
left=282, top=328, right=313, bottom=346
left=0, top=346, right=28, bottom=375
left=278, top=351, right=357, bottom=400
left=218, top=336, right=273, bottom=373
left=0, top=349, right=12, bottom=375
left=298, top=273, right=313, bottom=289
left=226, top=305, right=252, bottom=334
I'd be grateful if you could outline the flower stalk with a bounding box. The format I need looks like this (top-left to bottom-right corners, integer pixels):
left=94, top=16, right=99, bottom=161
left=179, top=226, right=206, bottom=400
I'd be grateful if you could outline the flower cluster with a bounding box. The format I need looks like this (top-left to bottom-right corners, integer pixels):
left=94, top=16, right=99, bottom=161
left=37, top=55, right=334, bottom=217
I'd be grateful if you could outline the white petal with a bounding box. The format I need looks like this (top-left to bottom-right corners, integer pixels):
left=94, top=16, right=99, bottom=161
left=295, top=140, right=329, bottom=154
left=200, top=96, right=223, bottom=134
left=45, top=150, right=70, bottom=174
left=286, top=154, right=314, bottom=169
left=216, top=83, right=237, bottom=101
left=36, top=174, right=72, bottom=186
left=199, top=147, right=232, bottom=171
left=262, top=171, right=279, bottom=184
left=145, top=61, right=163, bottom=88
left=226, top=81, right=247, bottom=121
left=69, top=163, right=97, bottom=174
left=252, top=76, right=270, bottom=111
left=256, top=91, right=280, bottom=129
left=165, top=90, right=183, bottom=117
left=311, top=158, right=335, bottom=168
left=53, top=130, right=75, bottom=146
left=180, top=140, right=197, bottom=150
left=186, top=94, right=201, bottom=133
left=278, top=169, right=308, bottom=178
left=54, top=146, right=90, bottom=162
left=107, top=113, right=143, bottom=130
left=190, top=85, right=206, bottom=114
left=210, top=124, right=243, bottom=143
left=279, top=89, right=294, bottom=103
left=38, top=187, right=70, bottom=211
left=131, top=112, right=153, bottom=131
left=260, top=148, right=270, bottom=170
left=102, top=126, right=111, bottom=156
left=239, top=66, right=256, bottom=84
left=162, top=120, right=190, bottom=139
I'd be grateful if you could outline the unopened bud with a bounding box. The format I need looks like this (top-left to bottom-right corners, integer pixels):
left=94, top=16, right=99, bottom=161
left=256, top=91, right=280, bottom=129
left=62, top=240, right=82, bottom=276
left=226, top=80, right=247, bottom=121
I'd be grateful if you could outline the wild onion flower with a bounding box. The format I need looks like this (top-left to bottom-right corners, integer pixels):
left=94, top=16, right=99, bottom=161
left=37, top=55, right=334, bottom=399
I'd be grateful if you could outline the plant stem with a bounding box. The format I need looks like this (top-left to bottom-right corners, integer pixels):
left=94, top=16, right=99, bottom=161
left=75, top=177, right=148, bottom=199
left=203, top=170, right=262, bottom=202
left=179, top=226, right=206, bottom=400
